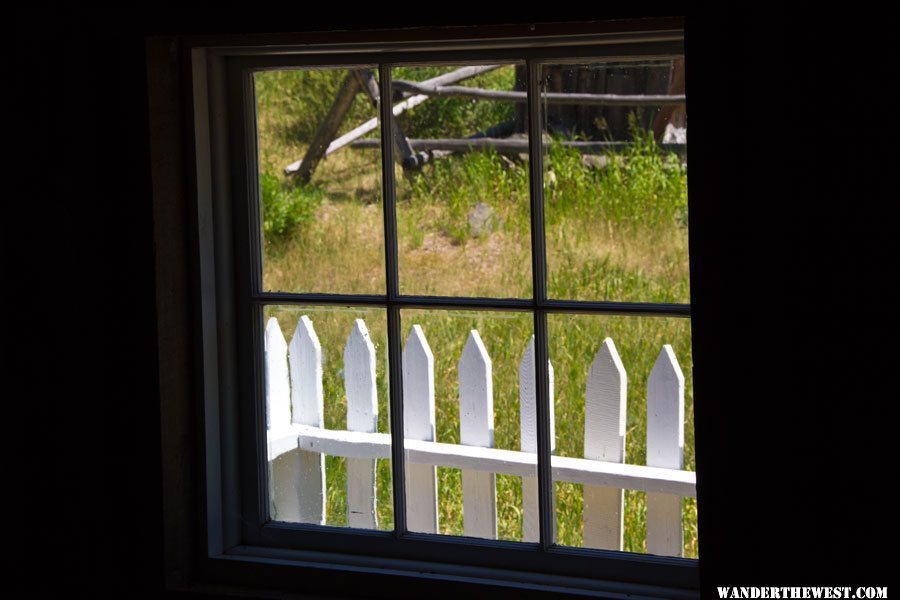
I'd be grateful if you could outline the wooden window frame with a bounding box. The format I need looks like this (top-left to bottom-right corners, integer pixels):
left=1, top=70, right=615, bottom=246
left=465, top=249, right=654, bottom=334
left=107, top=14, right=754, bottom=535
left=181, top=17, right=700, bottom=598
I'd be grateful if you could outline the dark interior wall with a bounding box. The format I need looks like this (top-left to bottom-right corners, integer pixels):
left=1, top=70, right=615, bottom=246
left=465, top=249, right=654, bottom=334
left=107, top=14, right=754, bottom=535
left=15, top=7, right=163, bottom=594
left=14, top=7, right=896, bottom=597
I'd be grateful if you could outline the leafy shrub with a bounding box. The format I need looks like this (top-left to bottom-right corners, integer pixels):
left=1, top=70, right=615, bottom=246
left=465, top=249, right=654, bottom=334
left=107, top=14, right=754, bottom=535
left=260, top=172, right=323, bottom=238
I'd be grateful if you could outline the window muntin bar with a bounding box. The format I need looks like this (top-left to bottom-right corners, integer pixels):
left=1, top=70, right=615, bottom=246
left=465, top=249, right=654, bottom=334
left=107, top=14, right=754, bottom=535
left=250, top=292, right=690, bottom=318
left=378, top=64, right=409, bottom=537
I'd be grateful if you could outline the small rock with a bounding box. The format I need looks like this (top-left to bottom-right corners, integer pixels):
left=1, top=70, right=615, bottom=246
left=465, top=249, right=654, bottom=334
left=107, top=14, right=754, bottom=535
left=581, top=154, right=609, bottom=170
left=468, top=202, right=495, bottom=237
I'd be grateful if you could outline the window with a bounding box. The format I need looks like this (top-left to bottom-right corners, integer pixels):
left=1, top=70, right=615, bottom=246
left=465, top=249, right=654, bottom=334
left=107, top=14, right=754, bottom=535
left=190, top=18, right=698, bottom=597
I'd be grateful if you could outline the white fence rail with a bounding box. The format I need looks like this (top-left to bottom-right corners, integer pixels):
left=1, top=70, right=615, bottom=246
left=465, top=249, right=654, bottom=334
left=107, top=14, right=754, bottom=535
left=265, top=316, right=694, bottom=556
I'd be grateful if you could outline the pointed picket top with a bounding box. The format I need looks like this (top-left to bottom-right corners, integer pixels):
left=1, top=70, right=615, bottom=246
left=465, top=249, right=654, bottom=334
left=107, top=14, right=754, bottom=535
left=584, top=338, right=627, bottom=463
left=519, top=335, right=555, bottom=543
left=289, top=315, right=324, bottom=427
left=519, top=336, right=555, bottom=454
left=459, top=329, right=496, bottom=539
left=403, top=325, right=435, bottom=441
left=265, top=317, right=291, bottom=431
left=459, top=330, right=494, bottom=448
left=403, top=324, right=439, bottom=534
left=646, top=344, right=685, bottom=557
left=344, top=318, right=378, bottom=433
left=647, top=344, right=685, bottom=470
left=344, top=318, right=379, bottom=530
left=582, top=337, right=627, bottom=551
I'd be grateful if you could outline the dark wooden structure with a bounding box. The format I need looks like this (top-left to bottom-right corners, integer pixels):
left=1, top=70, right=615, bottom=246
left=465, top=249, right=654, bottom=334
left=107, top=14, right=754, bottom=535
left=291, top=61, right=687, bottom=180
left=514, top=60, right=686, bottom=140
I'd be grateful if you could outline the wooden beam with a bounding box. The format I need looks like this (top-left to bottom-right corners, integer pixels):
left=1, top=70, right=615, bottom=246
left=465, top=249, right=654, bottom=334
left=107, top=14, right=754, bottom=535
left=285, top=65, right=503, bottom=174
left=354, top=69, right=421, bottom=170
left=294, top=72, right=361, bottom=183
left=267, top=424, right=697, bottom=497
left=350, top=137, right=686, bottom=154
left=393, top=80, right=686, bottom=106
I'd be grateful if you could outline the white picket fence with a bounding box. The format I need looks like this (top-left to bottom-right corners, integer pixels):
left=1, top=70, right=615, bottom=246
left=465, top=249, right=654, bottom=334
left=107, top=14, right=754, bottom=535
left=265, top=316, right=695, bottom=557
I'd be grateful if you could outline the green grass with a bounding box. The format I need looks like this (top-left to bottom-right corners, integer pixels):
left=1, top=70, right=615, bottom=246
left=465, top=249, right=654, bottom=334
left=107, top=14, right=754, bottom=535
left=255, top=65, right=696, bottom=557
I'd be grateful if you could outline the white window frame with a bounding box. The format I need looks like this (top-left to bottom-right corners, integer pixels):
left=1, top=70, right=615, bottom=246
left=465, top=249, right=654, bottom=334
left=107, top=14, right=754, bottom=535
left=187, top=18, right=699, bottom=598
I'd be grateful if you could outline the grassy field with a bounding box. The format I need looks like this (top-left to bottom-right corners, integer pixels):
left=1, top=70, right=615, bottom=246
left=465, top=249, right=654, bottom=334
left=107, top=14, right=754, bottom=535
left=257, top=64, right=696, bottom=557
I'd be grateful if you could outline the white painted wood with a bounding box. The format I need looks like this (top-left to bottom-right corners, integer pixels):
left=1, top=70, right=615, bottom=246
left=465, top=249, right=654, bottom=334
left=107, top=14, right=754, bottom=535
left=287, top=315, right=325, bottom=525
left=549, top=455, right=694, bottom=497
left=459, top=330, right=497, bottom=539
left=265, top=318, right=301, bottom=522
left=403, top=325, right=438, bottom=533
left=265, top=318, right=291, bottom=432
left=275, top=424, right=696, bottom=496
left=344, top=319, right=379, bottom=529
left=290, top=316, right=324, bottom=427
left=583, top=338, right=627, bottom=550
left=519, top=336, right=554, bottom=543
left=646, top=344, right=685, bottom=557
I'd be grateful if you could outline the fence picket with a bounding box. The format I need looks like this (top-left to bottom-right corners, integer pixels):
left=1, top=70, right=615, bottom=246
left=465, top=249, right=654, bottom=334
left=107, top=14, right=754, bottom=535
left=265, top=318, right=301, bottom=521
left=344, top=319, right=379, bottom=529
left=519, top=336, right=554, bottom=543
left=583, top=338, right=627, bottom=550
left=403, top=325, right=439, bottom=533
left=646, top=344, right=685, bottom=557
left=266, top=318, right=694, bottom=551
left=459, top=330, right=496, bottom=539
left=266, top=318, right=291, bottom=431
left=288, top=315, right=326, bottom=525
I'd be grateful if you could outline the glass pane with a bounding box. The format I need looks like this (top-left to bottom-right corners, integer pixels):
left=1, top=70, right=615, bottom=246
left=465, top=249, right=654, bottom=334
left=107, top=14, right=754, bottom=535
left=541, top=58, right=689, bottom=303
left=548, top=314, right=696, bottom=557
left=399, top=309, right=533, bottom=541
left=391, top=63, right=533, bottom=298
left=254, top=67, right=386, bottom=295
left=264, top=305, right=393, bottom=531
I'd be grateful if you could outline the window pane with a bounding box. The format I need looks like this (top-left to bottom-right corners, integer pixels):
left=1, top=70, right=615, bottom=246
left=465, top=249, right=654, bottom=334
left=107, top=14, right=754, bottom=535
left=391, top=63, right=533, bottom=298
left=399, top=309, right=534, bottom=542
left=548, top=313, right=696, bottom=557
left=541, top=59, right=689, bottom=303
left=264, top=305, right=393, bottom=531
left=254, top=67, right=386, bottom=295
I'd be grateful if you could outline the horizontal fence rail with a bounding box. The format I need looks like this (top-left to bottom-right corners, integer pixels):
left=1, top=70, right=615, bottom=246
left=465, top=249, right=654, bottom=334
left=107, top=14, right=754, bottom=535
left=265, top=315, right=692, bottom=556
left=268, top=426, right=695, bottom=497
left=392, top=80, right=686, bottom=106
left=349, top=137, right=687, bottom=154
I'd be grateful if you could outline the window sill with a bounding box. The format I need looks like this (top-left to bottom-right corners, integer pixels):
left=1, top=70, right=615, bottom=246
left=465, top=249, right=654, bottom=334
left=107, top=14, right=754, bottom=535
left=194, top=545, right=699, bottom=599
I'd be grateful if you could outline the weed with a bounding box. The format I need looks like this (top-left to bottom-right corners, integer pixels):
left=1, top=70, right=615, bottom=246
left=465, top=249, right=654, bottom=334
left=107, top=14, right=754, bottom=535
left=260, top=172, right=323, bottom=239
